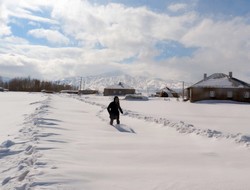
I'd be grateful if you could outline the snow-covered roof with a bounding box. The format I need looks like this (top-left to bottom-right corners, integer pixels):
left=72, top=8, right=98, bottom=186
left=155, top=87, right=179, bottom=97
left=160, top=87, right=177, bottom=93
left=190, top=73, right=250, bottom=88
left=105, top=82, right=134, bottom=89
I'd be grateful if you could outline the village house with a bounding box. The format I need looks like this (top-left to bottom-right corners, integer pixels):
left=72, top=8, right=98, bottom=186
left=103, top=82, right=135, bottom=96
left=78, top=88, right=99, bottom=95
left=186, top=72, right=250, bottom=103
left=156, top=86, right=179, bottom=98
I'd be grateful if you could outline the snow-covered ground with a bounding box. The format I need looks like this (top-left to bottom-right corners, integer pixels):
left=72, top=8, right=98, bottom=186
left=1, top=92, right=250, bottom=190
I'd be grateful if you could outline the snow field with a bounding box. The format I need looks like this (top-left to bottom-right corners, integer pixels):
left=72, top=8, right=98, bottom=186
left=0, top=92, right=250, bottom=190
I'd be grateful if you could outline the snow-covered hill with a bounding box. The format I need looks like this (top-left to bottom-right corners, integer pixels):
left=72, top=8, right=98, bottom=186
left=58, top=72, right=192, bottom=94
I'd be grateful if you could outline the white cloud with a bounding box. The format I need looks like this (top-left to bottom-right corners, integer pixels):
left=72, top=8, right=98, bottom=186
left=1, top=36, right=29, bottom=44
left=28, top=29, right=70, bottom=45
left=0, top=2, right=11, bottom=36
left=167, top=3, right=188, bottom=12
left=0, top=0, right=250, bottom=83
left=0, top=23, right=11, bottom=36
left=180, top=17, right=250, bottom=79
left=0, top=44, right=83, bottom=79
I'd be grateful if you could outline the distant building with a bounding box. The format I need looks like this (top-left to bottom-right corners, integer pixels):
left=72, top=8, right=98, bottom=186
left=156, top=87, right=179, bottom=98
left=186, top=72, right=250, bottom=103
left=78, top=88, right=98, bottom=95
left=60, top=90, right=78, bottom=94
left=103, top=82, right=135, bottom=96
left=0, top=87, right=4, bottom=92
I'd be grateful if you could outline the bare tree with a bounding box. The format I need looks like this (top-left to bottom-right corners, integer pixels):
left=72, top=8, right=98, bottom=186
left=7, top=77, right=75, bottom=92
left=0, top=76, right=3, bottom=87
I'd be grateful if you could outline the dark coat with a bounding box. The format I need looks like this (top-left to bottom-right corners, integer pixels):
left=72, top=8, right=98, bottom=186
left=107, top=100, right=123, bottom=117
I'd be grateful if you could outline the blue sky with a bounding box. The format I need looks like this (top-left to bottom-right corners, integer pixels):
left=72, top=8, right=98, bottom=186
left=92, top=0, right=250, bottom=16
left=0, top=0, right=250, bottom=83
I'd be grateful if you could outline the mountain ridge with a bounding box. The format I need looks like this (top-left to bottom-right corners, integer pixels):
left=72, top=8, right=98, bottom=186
left=58, top=72, right=192, bottom=94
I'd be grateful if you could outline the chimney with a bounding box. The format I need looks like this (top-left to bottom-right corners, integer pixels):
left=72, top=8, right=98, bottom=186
left=204, top=73, right=207, bottom=80
left=229, top=72, right=233, bottom=78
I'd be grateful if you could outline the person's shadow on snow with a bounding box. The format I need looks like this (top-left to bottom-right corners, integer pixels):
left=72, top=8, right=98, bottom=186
left=113, top=124, right=136, bottom=134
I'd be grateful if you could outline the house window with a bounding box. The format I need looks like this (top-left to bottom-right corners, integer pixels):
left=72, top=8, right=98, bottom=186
left=227, top=91, right=233, bottom=98
left=119, top=91, right=122, bottom=94
left=209, top=91, right=215, bottom=98
left=113, top=90, right=116, bottom=94
left=244, top=92, right=250, bottom=98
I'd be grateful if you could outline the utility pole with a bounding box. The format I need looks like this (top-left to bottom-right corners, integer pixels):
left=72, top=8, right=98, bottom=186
left=79, top=77, right=82, bottom=90
left=182, top=81, right=185, bottom=101
left=83, top=78, right=85, bottom=90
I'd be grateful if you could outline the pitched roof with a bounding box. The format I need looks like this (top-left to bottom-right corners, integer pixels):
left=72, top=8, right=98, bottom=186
left=190, top=73, right=250, bottom=88
left=159, top=87, right=177, bottom=94
left=105, top=82, right=134, bottom=89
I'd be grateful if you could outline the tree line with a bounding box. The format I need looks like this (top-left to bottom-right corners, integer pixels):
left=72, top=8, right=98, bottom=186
left=0, top=76, right=76, bottom=92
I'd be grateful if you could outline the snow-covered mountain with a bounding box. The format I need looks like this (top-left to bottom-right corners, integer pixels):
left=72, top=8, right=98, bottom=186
left=58, top=72, right=192, bottom=94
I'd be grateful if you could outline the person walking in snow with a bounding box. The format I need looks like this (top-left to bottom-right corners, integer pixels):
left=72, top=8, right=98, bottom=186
left=107, top=96, right=123, bottom=125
